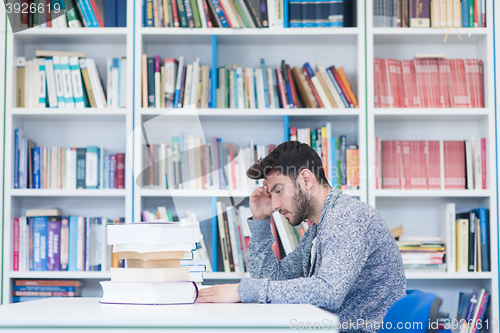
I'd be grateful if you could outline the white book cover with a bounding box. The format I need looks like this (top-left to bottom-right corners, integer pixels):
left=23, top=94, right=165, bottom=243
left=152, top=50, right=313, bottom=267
left=77, top=217, right=85, bottom=271
left=266, top=68, right=275, bottom=108
left=272, top=211, right=294, bottom=255
left=167, top=146, right=174, bottom=189
left=44, top=59, right=58, bottom=108
left=220, top=0, right=241, bottom=27
left=183, top=64, right=193, bottom=108
left=245, top=68, right=255, bottom=109
left=190, top=59, right=200, bottom=107
left=23, top=59, right=30, bottom=107
left=275, top=0, right=284, bottom=27
left=38, top=59, right=47, bottom=108
left=107, top=58, right=113, bottom=108
left=86, top=148, right=99, bottom=188
left=107, top=222, right=203, bottom=245
left=164, top=59, right=177, bottom=108
left=236, top=67, right=244, bottom=109
left=318, top=62, right=342, bottom=108
left=51, top=9, right=68, bottom=28
left=255, top=69, right=265, bottom=109
left=120, top=58, right=127, bottom=108
left=52, top=56, right=66, bottom=108
left=267, top=0, right=276, bottom=28
left=112, top=59, right=120, bottom=109
left=473, top=137, right=482, bottom=190
left=441, top=202, right=456, bottom=273
left=86, top=58, right=107, bottom=108
left=465, top=138, right=474, bottom=190
left=19, top=217, right=27, bottom=271
left=60, top=56, right=75, bottom=108
left=311, top=70, right=332, bottom=108
left=69, top=57, right=85, bottom=108
left=32, top=59, right=39, bottom=108
left=197, top=0, right=208, bottom=27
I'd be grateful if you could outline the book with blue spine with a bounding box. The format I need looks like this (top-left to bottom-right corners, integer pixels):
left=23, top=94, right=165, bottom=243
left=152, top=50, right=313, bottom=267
left=81, top=0, right=99, bottom=27
left=85, top=146, right=101, bottom=189
left=339, top=135, right=347, bottom=188
left=183, top=0, right=194, bottom=27
left=32, top=146, right=41, bottom=189
left=289, top=0, right=302, bottom=27
left=32, top=216, right=48, bottom=271
left=12, top=296, right=50, bottom=303
left=110, top=154, right=117, bottom=188
left=116, top=0, right=126, bottom=26
left=68, top=216, right=79, bottom=271
left=85, top=217, right=91, bottom=271
left=471, top=208, right=490, bottom=272
left=331, top=136, right=338, bottom=188
left=47, top=217, right=61, bottom=271
left=103, top=0, right=117, bottom=27
left=13, top=286, right=79, bottom=292
left=103, top=154, right=110, bottom=188
left=29, top=217, right=34, bottom=270
left=209, top=0, right=230, bottom=27
left=326, top=67, right=349, bottom=107
left=14, top=129, right=20, bottom=188
left=38, top=59, right=47, bottom=108
left=260, top=59, right=270, bottom=108
left=76, top=148, right=87, bottom=189
left=174, top=57, right=185, bottom=108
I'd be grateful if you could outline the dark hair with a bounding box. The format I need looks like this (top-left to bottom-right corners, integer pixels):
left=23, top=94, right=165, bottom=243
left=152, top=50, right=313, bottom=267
left=247, top=141, right=330, bottom=186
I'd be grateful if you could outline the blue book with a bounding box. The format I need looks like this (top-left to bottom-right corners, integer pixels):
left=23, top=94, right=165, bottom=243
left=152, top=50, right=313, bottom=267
left=81, top=0, right=99, bottom=27
left=103, top=155, right=110, bottom=188
left=331, top=137, right=338, bottom=188
left=14, top=129, right=20, bottom=189
left=76, top=148, right=87, bottom=189
left=116, top=0, right=126, bottom=26
left=461, top=0, right=469, bottom=27
left=174, top=57, right=185, bottom=108
left=208, top=70, right=212, bottom=108
left=85, top=217, right=91, bottom=271
left=289, top=0, right=302, bottom=27
left=282, top=61, right=294, bottom=107
left=13, top=286, right=78, bottom=292
left=283, top=0, right=289, bottom=27
left=218, top=138, right=225, bottom=189
left=32, top=147, right=41, bottom=189
left=463, top=293, right=479, bottom=327
left=472, top=208, right=489, bottom=272
left=96, top=218, right=102, bottom=271
left=68, top=216, right=79, bottom=271
left=103, top=0, right=117, bottom=27
left=12, top=296, right=50, bottom=303
left=145, top=0, right=154, bottom=27
left=29, top=218, right=34, bottom=270
left=209, top=0, right=229, bottom=27
left=326, top=67, right=349, bottom=107
left=32, top=217, right=48, bottom=271
left=315, top=0, right=342, bottom=27
left=260, top=59, right=270, bottom=108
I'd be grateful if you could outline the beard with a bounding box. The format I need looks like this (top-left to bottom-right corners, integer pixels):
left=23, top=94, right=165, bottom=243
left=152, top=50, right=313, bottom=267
left=285, top=183, right=315, bottom=227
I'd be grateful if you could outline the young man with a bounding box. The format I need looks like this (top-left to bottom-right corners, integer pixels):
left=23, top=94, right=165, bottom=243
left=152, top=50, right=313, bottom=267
left=197, top=141, right=406, bottom=332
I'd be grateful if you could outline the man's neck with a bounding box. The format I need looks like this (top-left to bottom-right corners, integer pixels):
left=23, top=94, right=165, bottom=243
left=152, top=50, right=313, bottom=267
left=310, top=186, right=332, bottom=225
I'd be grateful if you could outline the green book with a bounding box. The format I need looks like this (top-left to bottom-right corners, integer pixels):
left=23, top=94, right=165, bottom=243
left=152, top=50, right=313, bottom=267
left=231, top=0, right=249, bottom=27
left=167, top=0, right=174, bottom=27
left=63, top=0, right=83, bottom=27
left=176, top=0, right=189, bottom=27
left=311, top=130, right=317, bottom=151
left=225, top=66, right=229, bottom=108
left=336, top=138, right=341, bottom=189
left=189, top=0, right=202, bottom=27
left=469, top=1, right=474, bottom=27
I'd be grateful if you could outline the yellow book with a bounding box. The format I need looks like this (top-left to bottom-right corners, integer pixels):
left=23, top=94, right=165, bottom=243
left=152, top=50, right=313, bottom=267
left=117, top=251, right=191, bottom=260
left=80, top=59, right=97, bottom=108
left=315, top=71, right=338, bottom=108
left=16, top=57, right=25, bottom=107
left=337, top=67, right=358, bottom=108
left=455, top=218, right=469, bottom=273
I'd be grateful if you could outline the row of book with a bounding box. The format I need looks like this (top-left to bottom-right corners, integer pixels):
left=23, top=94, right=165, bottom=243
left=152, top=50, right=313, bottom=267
left=17, top=0, right=126, bottom=29
left=11, top=280, right=83, bottom=303
left=11, top=208, right=118, bottom=272
left=375, top=138, right=487, bottom=190
left=16, top=54, right=126, bottom=109
left=13, top=130, right=126, bottom=189
left=396, top=237, right=446, bottom=271
left=442, top=204, right=490, bottom=274
left=290, top=128, right=358, bottom=190
left=269, top=211, right=310, bottom=260
left=102, top=218, right=205, bottom=304
left=142, top=56, right=357, bottom=109
left=453, top=289, right=489, bottom=333
left=143, top=0, right=353, bottom=28
left=373, top=0, right=486, bottom=28
left=141, top=134, right=270, bottom=190
left=374, top=57, right=484, bottom=109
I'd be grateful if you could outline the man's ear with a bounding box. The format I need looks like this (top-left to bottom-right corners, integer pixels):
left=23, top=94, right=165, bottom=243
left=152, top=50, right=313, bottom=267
left=300, top=169, right=313, bottom=189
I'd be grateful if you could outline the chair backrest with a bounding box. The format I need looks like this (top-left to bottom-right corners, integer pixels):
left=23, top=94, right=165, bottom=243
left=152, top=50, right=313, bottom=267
left=379, top=290, right=442, bottom=333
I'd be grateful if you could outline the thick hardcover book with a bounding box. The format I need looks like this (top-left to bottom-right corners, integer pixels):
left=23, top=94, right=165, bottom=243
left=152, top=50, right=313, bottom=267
left=47, top=217, right=62, bottom=271
left=103, top=0, right=117, bottom=26
left=116, top=153, right=125, bottom=189
left=76, top=148, right=87, bottom=189
left=410, top=0, right=430, bottom=27
left=147, top=57, right=155, bottom=107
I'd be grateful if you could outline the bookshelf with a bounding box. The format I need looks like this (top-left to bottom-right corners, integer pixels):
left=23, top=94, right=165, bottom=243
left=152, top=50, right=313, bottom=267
left=367, top=0, right=498, bottom=328
left=0, top=5, right=6, bottom=304
left=1, top=0, right=135, bottom=304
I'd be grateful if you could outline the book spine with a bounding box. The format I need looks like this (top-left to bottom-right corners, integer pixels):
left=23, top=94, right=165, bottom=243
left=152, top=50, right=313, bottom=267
left=60, top=216, right=69, bottom=270
left=46, top=219, right=61, bottom=271
left=69, top=57, right=86, bottom=108
left=32, top=217, right=47, bottom=271
left=116, top=153, right=125, bottom=189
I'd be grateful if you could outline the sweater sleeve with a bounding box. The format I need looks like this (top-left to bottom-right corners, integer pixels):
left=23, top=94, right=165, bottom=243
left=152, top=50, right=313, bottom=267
left=244, top=217, right=309, bottom=280
left=238, top=216, right=369, bottom=310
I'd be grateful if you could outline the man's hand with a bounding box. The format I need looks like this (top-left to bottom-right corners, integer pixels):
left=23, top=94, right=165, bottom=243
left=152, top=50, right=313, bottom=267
left=249, top=186, right=273, bottom=221
left=196, top=284, right=241, bottom=303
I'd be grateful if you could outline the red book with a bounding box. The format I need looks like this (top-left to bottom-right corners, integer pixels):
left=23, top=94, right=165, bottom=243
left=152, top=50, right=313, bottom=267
left=289, top=127, right=297, bottom=141
left=396, top=140, right=403, bottom=189
left=375, top=137, right=380, bottom=189
left=374, top=58, right=381, bottom=108
left=450, top=59, right=470, bottom=108
left=268, top=144, right=276, bottom=153
left=269, top=216, right=281, bottom=260
left=13, top=218, right=20, bottom=271
left=88, top=0, right=105, bottom=27
left=428, top=59, right=441, bottom=108
left=286, top=65, right=299, bottom=108
left=417, top=141, right=427, bottom=189
left=388, top=59, right=402, bottom=108
left=401, top=140, right=411, bottom=189
left=478, top=60, right=484, bottom=107
left=217, top=0, right=233, bottom=27
left=481, top=138, right=487, bottom=189
left=460, top=141, right=466, bottom=189
left=116, top=153, right=125, bottom=189
left=302, top=67, right=324, bottom=108
left=382, top=141, right=389, bottom=188
left=459, top=59, right=471, bottom=107
left=46, top=0, right=51, bottom=27
left=276, top=67, right=288, bottom=109
left=21, top=0, right=28, bottom=27
left=15, top=280, right=82, bottom=287
left=438, top=59, right=451, bottom=108
left=426, top=141, right=440, bottom=189
left=414, top=59, right=429, bottom=108
left=380, top=59, right=391, bottom=107
left=465, top=59, right=477, bottom=108
left=331, top=66, right=354, bottom=107
left=171, top=0, right=180, bottom=27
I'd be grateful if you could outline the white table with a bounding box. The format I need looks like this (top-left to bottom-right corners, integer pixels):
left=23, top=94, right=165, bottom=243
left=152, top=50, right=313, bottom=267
left=0, top=297, right=339, bottom=332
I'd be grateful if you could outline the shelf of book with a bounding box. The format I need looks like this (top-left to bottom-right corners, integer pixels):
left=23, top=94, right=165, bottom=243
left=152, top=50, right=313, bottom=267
left=8, top=271, right=112, bottom=280
left=373, top=190, right=492, bottom=198
left=9, top=189, right=128, bottom=197
left=373, top=108, right=490, bottom=119
left=405, top=272, right=494, bottom=280
left=12, top=108, right=129, bottom=116
left=138, top=189, right=363, bottom=198
left=140, top=28, right=361, bottom=36
left=15, top=28, right=129, bottom=36
left=140, top=108, right=362, bottom=117
left=372, top=27, right=488, bottom=36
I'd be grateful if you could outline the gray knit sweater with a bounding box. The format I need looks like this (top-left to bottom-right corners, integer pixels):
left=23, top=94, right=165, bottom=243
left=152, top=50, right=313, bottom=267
left=238, top=189, right=406, bottom=332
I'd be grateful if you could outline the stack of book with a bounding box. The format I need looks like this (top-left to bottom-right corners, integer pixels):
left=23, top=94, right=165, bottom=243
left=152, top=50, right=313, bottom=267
left=16, top=0, right=126, bottom=29
left=290, top=129, right=358, bottom=190
left=12, top=279, right=82, bottom=303
left=374, top=57, right=484, bottom=109
left=454, top=289, right=489, bottom=333
left=141, top=134, right=272, bottom=190
left=373, top=0, right=486, bottom=28
left=142, top=56, right=357, bottom=109
left=101, top=220, right=204, bottom=304
left=143, top=0, right=352, bottom=28
left=16, top=53, right=126, bottom=109
left=397, top=237, right=446, bottom=271
left=13, top=130, right=125, bottom=190
left=12, top=208, right=116, bottom=272
left=376, top=138, right=486, bottom=190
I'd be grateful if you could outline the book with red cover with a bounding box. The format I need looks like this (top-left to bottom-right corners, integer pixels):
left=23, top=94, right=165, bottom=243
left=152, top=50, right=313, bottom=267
left=478, top=60, right=484, bottom=107
left=286, top=65, right=299, bottom=108
left=375, top=137, right=380, bottom=189
left=302, top=67, right=323, bottom=108
left=374, top=58, right=381, bottom=108
left=13, top=218, right=20, bottom=271
left=426, top=141, right=441, bottom=189
left=88, top=0, right=105, bottom=27
left=428, top=59, right=441, bottom=108
left=438, top=59, right=452, bottom=108
left=465, top=59, right=477, bottom=108
left=380, top=59, right=390, bottom=107
left=116, top=153, right=125, bottom=189
left=331, top=66, right=354, bottom=108
left=289, top=127, right=297, bottom=141
left=276, top=67, right=288, bottom=109
left=401, top=140, right=411, bottom=189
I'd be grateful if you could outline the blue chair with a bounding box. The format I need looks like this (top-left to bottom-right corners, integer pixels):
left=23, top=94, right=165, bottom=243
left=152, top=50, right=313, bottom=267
left=379, top=290, right=442, bottom=333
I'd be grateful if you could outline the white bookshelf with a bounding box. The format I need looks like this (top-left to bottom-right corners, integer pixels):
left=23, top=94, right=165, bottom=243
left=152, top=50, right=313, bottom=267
left=0, top=7, right=6, bottom=304
left=1, top=0, right=135, bottom=304
left=366, top=0, right=498, bottom=329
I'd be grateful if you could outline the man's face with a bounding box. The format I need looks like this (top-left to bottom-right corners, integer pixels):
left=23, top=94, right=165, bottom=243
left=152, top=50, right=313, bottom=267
left=264, top=171, right=314, bottom=227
